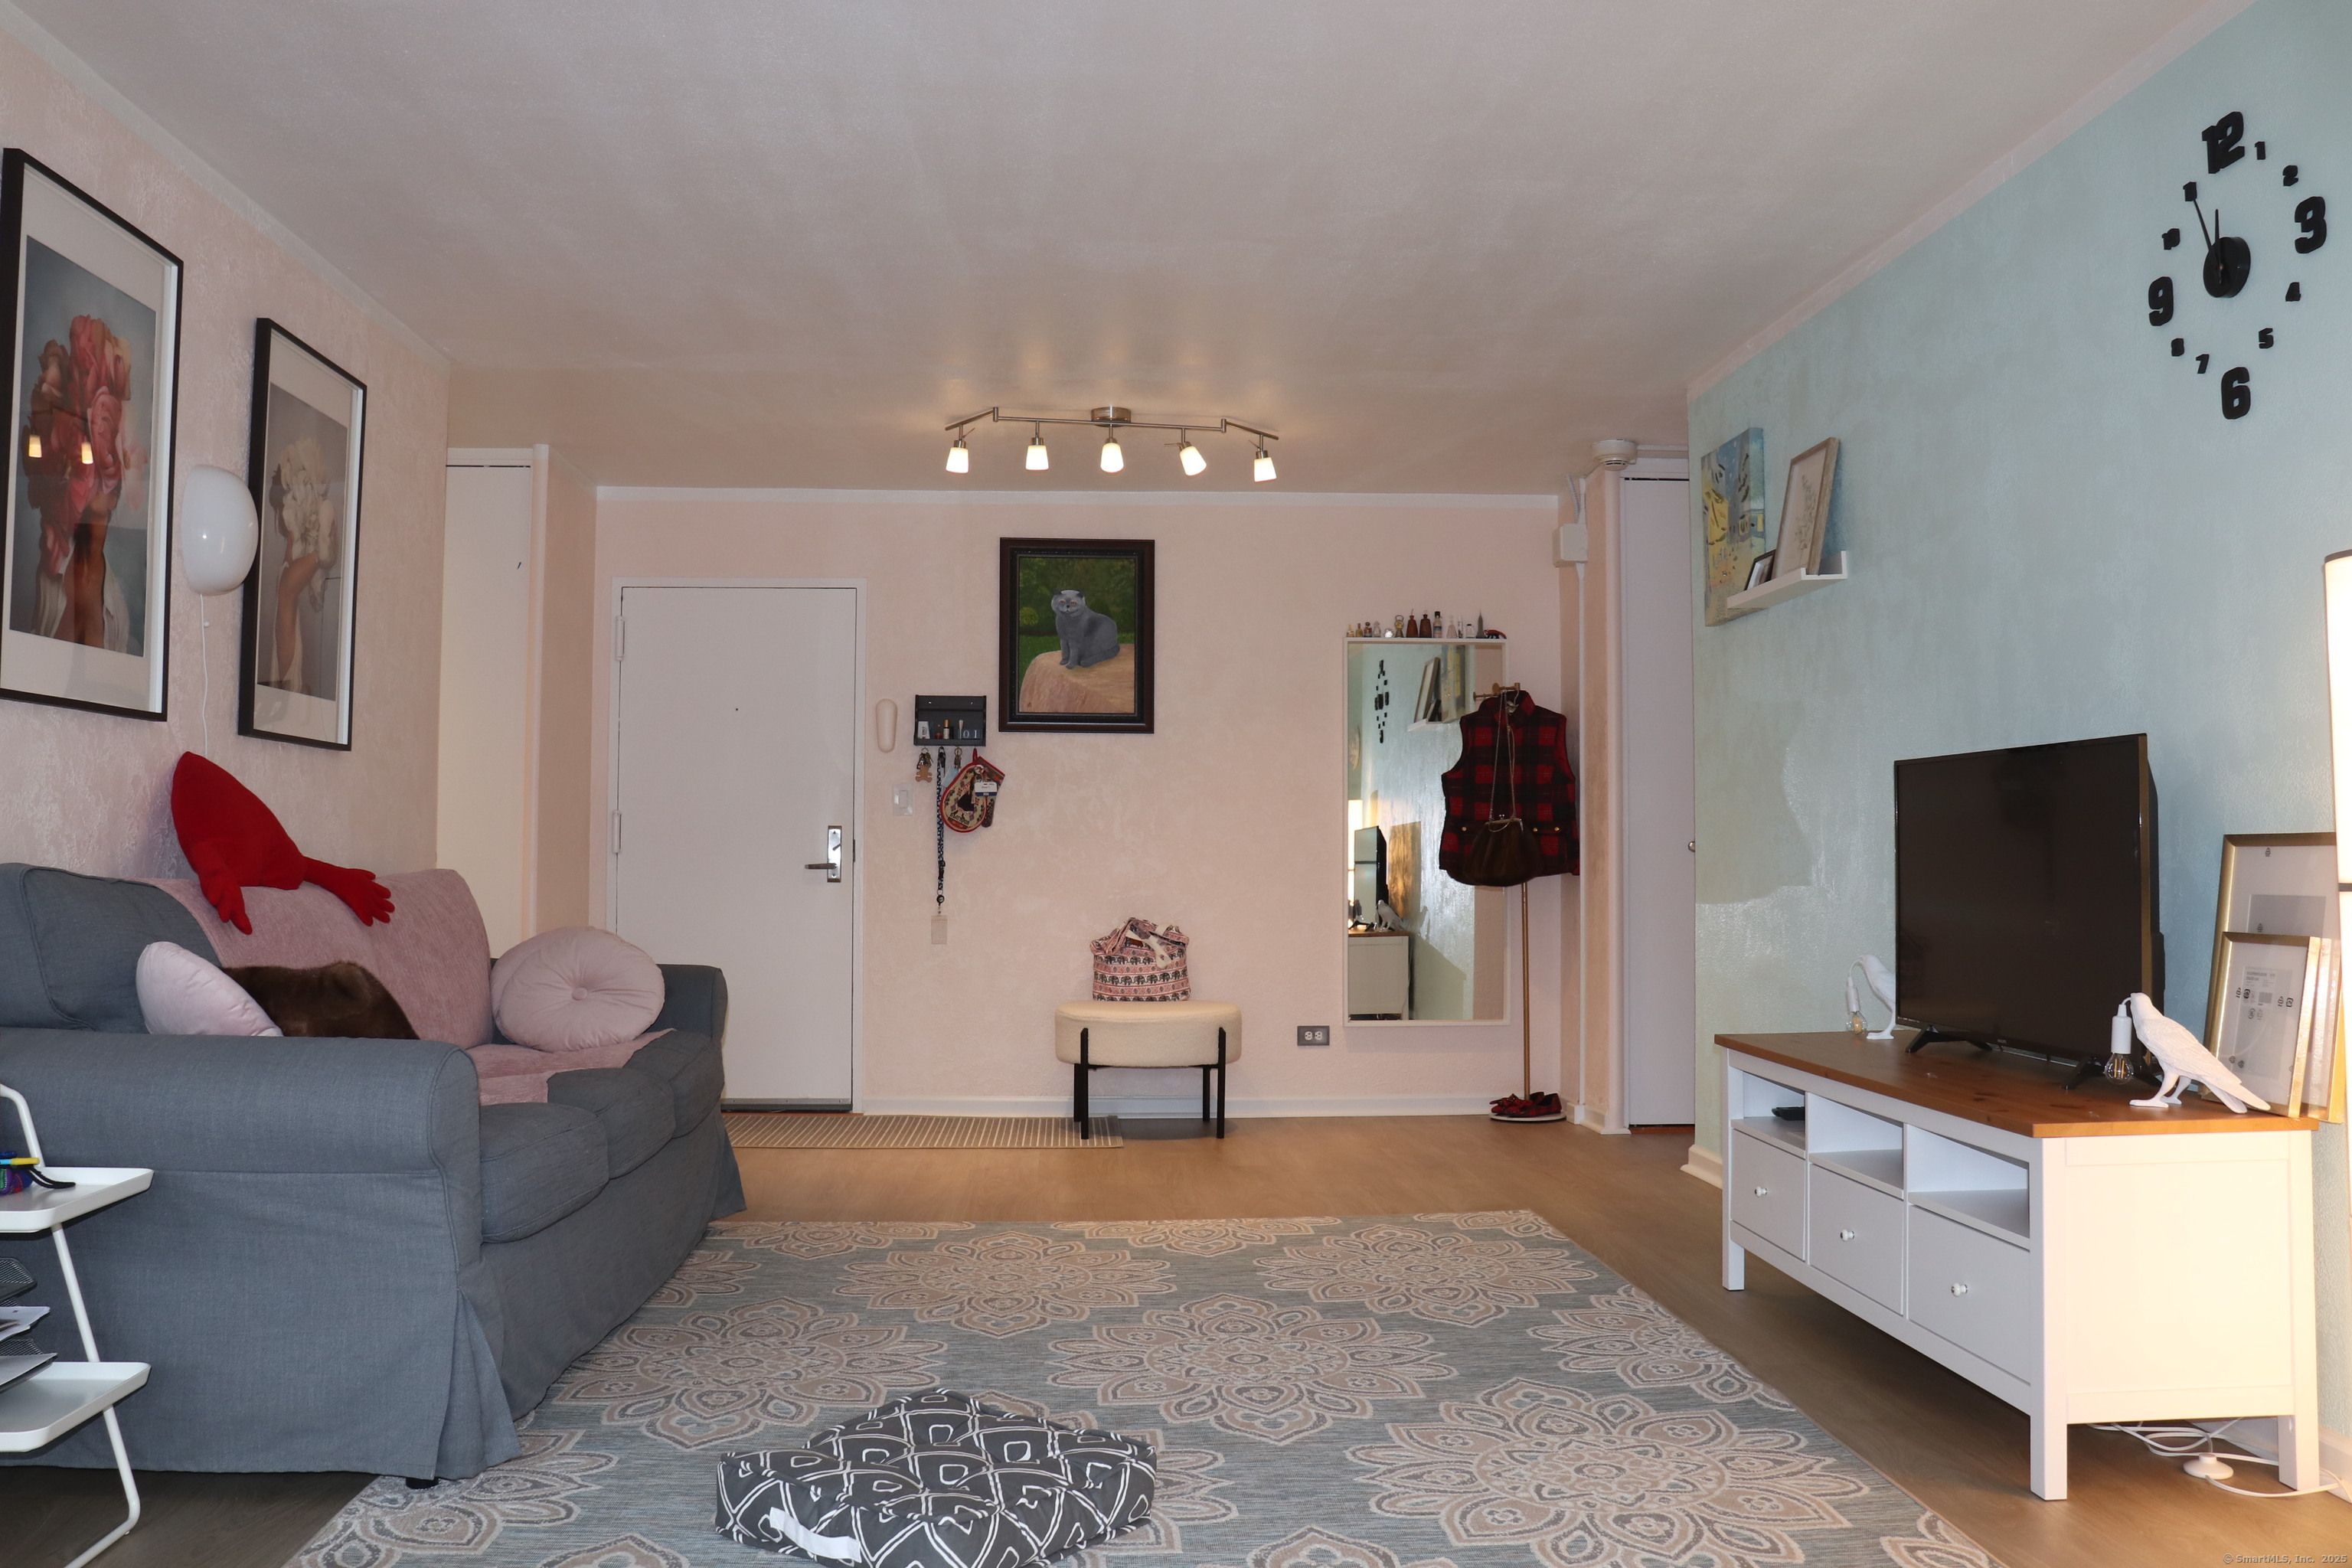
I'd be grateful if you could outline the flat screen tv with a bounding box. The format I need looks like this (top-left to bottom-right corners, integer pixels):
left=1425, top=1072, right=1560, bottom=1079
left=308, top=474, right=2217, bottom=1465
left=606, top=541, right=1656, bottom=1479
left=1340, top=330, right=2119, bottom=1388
left=1894, top=733, right=2161, bottom=1063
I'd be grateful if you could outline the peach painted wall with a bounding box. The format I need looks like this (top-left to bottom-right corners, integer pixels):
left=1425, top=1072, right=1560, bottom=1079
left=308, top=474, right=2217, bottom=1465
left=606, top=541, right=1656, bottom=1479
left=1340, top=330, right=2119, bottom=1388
left=0, top=28, right=448, bottom=879
left=592, top=492, right=1568, bottom=1113
left=531, top=448, right=595, bottom=929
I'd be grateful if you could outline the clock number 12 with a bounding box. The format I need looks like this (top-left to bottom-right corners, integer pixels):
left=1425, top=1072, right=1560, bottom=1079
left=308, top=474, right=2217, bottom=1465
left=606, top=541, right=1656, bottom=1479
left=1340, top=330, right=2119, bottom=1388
left=2205, top=110, right=2246, bottom=174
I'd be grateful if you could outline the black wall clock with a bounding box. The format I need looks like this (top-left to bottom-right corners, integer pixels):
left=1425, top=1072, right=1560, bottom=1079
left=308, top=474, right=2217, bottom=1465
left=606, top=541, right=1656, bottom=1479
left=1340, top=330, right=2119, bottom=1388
left=2145, top=109, right=2326, bottom=420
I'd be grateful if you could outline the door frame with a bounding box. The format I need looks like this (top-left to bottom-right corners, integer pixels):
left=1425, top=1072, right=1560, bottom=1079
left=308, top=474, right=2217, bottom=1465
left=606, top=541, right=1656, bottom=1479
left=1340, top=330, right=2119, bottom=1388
left=606, top=577, right=867, bottom=1110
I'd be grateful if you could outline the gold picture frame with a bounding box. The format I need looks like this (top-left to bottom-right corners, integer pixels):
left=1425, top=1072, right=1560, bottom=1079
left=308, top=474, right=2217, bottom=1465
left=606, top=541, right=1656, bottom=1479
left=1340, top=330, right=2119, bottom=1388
left=2207, top=832, right=2341, bottom=1120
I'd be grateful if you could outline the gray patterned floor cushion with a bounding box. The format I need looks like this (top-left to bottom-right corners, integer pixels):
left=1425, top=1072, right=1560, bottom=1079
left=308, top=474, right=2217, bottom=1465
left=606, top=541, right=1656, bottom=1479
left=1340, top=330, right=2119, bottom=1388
left=717, top=1392, right=1155, bottom=1566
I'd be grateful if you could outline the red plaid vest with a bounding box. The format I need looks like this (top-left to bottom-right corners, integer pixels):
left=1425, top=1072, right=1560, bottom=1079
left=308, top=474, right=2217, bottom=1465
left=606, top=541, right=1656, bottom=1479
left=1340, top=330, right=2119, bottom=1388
left=1438, top=694, right=1579, bottom=880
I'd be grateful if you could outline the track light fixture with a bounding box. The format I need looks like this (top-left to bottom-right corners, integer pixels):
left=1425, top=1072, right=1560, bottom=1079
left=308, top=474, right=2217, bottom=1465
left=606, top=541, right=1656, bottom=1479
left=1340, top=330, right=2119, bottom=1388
left=943, top=406, right=1279, bottom=481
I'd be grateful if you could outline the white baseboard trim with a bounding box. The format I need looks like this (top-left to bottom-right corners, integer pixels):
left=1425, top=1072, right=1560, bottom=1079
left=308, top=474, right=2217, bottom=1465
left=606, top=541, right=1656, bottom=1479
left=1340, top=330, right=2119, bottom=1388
left=2194, top=1418, right=2352, bottom=1501
left=1572, top=1102, right=1626, bottom=1133
left=1681, top=1145, right=1723, bottom=1187
left=856, top=1094, right=1503, bottom=1119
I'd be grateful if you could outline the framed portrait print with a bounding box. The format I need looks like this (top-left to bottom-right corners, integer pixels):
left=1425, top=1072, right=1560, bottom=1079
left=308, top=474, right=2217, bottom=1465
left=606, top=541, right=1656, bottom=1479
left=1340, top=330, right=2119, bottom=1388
left=240, top=320, right=364, bottom=749
left=2205, top=831, right=2341, bottom=1120
left=0, top=150, right=181, bottom=719
left=999, top=537, right=1154, bottom=733
left=1770, top=436, right=1839, bottom=582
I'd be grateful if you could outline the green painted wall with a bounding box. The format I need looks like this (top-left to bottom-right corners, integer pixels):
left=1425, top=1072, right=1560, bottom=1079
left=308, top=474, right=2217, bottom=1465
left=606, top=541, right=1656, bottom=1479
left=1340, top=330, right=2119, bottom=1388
left=1690, top=0, right=2352, bottom=1428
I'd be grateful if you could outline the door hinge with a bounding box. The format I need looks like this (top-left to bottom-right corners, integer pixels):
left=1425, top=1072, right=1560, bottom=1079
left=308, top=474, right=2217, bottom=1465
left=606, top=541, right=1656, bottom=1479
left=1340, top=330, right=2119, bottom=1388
left=613, top=614, right=625, bottom=662
left=610, top=811, right=622, bottom=855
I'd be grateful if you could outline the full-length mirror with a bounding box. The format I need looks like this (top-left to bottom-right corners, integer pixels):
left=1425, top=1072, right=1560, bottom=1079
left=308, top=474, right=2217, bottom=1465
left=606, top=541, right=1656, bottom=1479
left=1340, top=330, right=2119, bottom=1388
left=1344, top=638, right=1508, bottom=1021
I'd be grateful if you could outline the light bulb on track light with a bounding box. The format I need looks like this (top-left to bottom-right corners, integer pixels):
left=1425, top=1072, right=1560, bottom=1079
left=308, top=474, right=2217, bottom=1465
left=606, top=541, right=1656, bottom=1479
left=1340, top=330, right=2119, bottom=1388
left=1026, top=429, right=1049, bottom=471
left=1178, top=436, right=1206, bottom=477
left=945, top=435, right=970, bottom=474
left=1100, top=430, right=1124, bottom=473
left=23, top=431, right=38, bottom=460
left=1253, top=444, right=1276, bottom=482
left=80, top=438, right=94, bottom=466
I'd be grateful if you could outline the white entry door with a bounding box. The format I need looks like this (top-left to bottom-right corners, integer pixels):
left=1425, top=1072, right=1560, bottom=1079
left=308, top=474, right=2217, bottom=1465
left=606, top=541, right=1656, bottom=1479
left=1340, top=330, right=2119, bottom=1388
left=1619, top=475, right=1697, bottom=1126
left=612, top=585, right=859, bottom=1106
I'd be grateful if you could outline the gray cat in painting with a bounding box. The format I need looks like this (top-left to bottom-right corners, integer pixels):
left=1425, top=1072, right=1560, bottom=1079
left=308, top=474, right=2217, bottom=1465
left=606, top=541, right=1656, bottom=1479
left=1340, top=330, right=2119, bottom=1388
left=1051, top=589, right=1122, bottom=669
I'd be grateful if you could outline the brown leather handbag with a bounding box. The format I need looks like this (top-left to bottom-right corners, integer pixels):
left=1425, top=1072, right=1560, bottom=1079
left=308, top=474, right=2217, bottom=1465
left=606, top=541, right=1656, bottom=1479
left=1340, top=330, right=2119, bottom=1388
left=1455, top=699, right=1542, bottom=887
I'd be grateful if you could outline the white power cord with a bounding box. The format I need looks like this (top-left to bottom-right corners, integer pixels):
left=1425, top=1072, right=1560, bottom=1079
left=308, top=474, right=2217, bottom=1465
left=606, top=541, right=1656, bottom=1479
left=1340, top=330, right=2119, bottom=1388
left=2096, top=1421, right=2350, bottom=1499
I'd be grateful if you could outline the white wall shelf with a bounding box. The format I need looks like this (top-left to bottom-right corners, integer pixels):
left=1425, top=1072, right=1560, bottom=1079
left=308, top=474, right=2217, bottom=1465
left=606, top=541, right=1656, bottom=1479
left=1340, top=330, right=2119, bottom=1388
left=1726, top=551, right=1848, bottom=612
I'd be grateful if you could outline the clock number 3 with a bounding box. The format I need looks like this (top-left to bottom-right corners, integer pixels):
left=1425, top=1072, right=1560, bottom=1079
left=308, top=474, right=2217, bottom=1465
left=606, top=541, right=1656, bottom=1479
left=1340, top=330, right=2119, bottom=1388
left=2204, top=111, right=2246, bottom=175
left=2296, top=195, right=2328, bottom=253
left=2147, top=276, right=2174, bottom=325
left=2221, top=366, right=2252, bottom=420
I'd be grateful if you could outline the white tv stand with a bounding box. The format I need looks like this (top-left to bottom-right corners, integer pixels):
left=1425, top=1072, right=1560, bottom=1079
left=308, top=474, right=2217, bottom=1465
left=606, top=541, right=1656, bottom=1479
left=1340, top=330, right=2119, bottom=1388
left=1720, top=1032, right=2318, bottom=1501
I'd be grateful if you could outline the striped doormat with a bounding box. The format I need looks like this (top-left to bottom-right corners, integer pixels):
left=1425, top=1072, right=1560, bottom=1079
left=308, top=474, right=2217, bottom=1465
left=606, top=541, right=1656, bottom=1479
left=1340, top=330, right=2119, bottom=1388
left=724, top=1112, right=1123, bottom=1148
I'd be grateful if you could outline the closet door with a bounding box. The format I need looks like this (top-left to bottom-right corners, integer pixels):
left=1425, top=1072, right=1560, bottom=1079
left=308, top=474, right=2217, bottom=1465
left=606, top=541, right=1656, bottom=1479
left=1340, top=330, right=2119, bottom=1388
left=1619, top=475, right=1697, bottom=1125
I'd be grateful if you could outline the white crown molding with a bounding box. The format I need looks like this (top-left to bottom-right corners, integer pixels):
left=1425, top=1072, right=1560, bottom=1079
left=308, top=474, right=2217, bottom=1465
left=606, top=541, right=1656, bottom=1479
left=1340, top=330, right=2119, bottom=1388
left=1684, top=0, right=2258, bottom=402
left=0, top=2, right=449, bottom=374
left=598, top=485, right=1560, bottom=508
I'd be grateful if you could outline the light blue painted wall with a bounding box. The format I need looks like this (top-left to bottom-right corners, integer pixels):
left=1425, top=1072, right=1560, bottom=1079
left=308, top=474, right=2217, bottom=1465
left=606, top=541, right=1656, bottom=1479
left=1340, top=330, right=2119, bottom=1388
left=1690, top=0, right=2352, bottom=1427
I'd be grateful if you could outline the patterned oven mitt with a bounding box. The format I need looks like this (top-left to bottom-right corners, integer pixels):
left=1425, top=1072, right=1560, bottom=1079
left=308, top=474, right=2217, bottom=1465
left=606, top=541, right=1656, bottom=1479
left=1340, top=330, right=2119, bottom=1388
left=717, top=1391, right=1155, bottom=1566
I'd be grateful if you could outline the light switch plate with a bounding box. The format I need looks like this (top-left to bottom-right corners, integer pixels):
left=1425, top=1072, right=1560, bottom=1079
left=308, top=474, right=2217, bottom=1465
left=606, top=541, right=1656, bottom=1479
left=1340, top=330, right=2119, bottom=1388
left=893, top=786, right=917, bottom=816
left=1297, top=1025, right=1331, bottom=1047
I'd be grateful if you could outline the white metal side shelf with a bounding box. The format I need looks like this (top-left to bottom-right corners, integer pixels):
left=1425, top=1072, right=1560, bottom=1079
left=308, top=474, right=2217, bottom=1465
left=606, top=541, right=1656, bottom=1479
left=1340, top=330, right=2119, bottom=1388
left=0, top=1083, right=150, bottom=1568
left=1720, top=1038, right=2318, bottom=1503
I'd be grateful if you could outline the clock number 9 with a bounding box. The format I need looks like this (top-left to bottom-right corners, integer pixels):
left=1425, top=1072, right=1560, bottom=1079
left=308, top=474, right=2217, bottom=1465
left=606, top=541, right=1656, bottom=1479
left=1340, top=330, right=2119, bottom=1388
left=2148, top=276, right=2174, bottom=325
left=2221, top=366, right=2252, bottom=420
left=2295, top=195, right=2327, bottom=253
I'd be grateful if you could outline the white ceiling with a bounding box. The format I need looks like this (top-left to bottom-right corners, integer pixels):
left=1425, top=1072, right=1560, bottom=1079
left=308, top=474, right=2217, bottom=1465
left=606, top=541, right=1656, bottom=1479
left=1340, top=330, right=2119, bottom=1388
left=21, top=0, right=2207, bottom=492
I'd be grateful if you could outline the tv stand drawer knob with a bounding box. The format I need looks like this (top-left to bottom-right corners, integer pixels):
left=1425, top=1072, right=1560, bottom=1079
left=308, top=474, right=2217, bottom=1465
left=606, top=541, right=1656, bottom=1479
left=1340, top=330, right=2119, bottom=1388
left=1949, top=1282, right=1970, bottom=1296
left=1753, top=1186, right=1769, bottom=1196
left=1839, top=1229, right=1857, bottom=1241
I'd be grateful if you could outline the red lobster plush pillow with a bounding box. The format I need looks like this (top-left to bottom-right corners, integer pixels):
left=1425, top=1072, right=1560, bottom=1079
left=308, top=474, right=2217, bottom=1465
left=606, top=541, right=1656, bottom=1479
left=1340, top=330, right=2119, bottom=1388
left=170, top=753, right=394, bottom=935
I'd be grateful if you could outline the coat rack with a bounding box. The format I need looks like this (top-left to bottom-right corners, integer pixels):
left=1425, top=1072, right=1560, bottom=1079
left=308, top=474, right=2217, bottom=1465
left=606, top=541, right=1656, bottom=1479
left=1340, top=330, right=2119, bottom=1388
left=1470, top=679, right=1557, bottom=1119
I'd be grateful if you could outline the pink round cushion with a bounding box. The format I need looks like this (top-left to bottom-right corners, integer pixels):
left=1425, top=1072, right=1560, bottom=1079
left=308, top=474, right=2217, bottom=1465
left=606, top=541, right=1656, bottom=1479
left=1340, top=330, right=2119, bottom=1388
left=491, top=927, right=665, bottom=1053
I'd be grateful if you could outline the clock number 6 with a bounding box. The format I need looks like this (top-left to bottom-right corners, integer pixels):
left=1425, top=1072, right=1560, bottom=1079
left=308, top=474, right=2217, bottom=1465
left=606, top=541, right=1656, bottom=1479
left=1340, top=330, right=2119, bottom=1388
left=2295, top=195, right=2327, bottom=253
left=2147, top=276, right=2174, bottom=325
left=2221, top=365, right=2252, bottom=420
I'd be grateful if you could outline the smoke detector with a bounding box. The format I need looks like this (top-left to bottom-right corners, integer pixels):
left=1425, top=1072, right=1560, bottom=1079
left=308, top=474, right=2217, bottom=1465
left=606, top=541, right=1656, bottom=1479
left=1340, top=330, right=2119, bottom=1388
left=1592, top=439, right=1639, bottom=470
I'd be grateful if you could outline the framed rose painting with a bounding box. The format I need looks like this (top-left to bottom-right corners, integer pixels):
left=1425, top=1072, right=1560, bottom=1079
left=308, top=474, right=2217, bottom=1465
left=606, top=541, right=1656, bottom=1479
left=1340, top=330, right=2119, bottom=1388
left=239, top=319, right=364, bottom=749
left=0, top=149, right=182, bottom=719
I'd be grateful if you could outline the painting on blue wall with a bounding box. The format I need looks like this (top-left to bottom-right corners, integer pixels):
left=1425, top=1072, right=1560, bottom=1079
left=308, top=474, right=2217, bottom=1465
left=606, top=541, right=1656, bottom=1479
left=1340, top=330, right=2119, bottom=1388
left=1701, top=426, right=1766, bottom=626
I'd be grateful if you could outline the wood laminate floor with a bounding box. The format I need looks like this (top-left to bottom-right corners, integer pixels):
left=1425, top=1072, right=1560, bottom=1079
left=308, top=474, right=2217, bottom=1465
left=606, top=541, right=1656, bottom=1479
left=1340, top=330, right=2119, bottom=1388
left=9, top=1115, right=2349, bottom=1567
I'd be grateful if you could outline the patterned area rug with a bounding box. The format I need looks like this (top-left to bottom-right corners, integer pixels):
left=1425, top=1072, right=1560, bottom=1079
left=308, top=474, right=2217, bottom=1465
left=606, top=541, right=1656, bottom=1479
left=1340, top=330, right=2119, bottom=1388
left=724, top=1116, right=1125, bottom=1149
left=286, top=1214, right=1998, bottom=1568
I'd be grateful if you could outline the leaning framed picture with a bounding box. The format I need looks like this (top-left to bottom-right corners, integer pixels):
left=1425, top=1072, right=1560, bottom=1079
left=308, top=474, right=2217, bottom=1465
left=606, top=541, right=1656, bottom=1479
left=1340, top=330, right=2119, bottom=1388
left=1769, top=436, right=1839, bottom=582
left=999, top=537, right=1154, bottom=733
left=0, top=149, right=181, bottom=720
left=239, top=319, right=364, bottom=749
left=2206, top=831, right=2342, bottom=1119
left=2207, top=930, right=2330, bottom=1115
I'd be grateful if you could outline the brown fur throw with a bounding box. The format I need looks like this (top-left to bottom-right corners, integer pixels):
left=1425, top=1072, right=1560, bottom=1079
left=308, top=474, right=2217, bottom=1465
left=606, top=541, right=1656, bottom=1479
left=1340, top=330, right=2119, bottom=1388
left=227, top=962, right=417, bottom=1040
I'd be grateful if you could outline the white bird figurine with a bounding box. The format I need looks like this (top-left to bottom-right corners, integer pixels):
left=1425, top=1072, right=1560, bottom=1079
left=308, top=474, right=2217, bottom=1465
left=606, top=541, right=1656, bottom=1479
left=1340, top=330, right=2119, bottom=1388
left=1857, top=955, right=1899, bottom=1040
left=2126, top=991, right=2269, bottom=1113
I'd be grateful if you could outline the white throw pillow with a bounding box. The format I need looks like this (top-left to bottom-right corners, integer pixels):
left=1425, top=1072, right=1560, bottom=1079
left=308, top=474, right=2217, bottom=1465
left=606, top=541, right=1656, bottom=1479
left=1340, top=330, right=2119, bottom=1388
left=136, top=941, right=282, bottom=1037
left=492, top=927, right=665, bottom=1052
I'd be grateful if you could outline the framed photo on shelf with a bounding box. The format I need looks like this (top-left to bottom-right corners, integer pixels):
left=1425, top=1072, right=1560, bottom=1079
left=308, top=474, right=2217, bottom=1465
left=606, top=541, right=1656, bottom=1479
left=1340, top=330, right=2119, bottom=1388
left=998, top=537, right=1153, bottom=733
left=1743, top=551, right=1776, bottom=593
left=2206, top=831, right=2341, bottom=1119
left=0, top=149, right=181, bottom=720
left=1770, top=436, right=1839, bottom=582
left=2207, top=930, right=2331, bottom=1115
left=239, top=319, right=364, bottom=749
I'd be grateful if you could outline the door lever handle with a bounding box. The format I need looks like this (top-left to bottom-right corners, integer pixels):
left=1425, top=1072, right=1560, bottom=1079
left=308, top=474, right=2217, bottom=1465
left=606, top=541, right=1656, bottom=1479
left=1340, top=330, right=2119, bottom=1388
left=806, top=826, right=844, bottom=882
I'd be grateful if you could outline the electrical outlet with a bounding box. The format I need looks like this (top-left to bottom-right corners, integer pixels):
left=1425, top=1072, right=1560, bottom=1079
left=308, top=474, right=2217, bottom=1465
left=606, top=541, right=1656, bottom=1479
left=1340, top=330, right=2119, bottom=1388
left=892, top=786, right=917, bottom=816
left=1297, top=1025, right=1331, bottom=1047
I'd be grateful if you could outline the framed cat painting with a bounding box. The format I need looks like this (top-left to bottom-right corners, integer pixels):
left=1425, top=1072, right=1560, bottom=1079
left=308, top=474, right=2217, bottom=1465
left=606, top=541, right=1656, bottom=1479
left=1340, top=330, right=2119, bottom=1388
left=998, top=537, right=1154, bottom=733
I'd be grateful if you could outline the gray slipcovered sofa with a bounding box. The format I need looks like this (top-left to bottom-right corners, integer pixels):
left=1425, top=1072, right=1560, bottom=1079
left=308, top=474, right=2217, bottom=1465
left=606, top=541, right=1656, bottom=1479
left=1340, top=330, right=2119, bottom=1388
left=0, top=862, right=744, bottom=1479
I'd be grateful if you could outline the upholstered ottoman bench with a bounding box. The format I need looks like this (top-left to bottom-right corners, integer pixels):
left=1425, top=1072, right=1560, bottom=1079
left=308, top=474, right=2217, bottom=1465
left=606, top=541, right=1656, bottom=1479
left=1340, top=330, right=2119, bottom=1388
left=1054, top=1001, right=1242, bottom=1138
